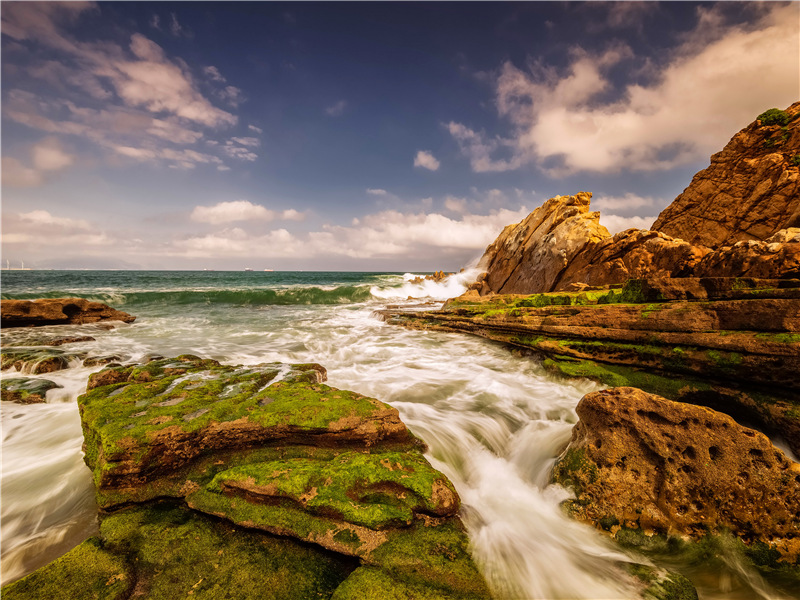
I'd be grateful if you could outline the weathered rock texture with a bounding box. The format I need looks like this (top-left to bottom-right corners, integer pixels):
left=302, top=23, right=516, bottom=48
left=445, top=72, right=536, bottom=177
left=652, top=102, right=800, bottom=247
left=552, top=387, right=800, bottom=563
left=3, top=355, right=490, bottom=600
left=473, top=193, right=800, bottom=296
left=1, top=377, right=62, bottom=404
left=1, top=298, right=135, bottom=328
left=381, top=278, right=800, bottom=456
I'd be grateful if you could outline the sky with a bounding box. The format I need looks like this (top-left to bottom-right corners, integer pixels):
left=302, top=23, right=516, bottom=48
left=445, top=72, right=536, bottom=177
left=1, top=1, right=798, bottom=271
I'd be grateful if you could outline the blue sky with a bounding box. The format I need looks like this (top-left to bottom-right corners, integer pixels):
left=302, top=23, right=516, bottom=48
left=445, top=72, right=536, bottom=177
left=2, top=1, right=798, bottom=270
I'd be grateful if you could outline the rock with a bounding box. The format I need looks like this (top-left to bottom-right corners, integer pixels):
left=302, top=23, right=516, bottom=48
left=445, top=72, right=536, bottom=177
left=1, top=348, right=87, bottom=374
left=552, top=387, right=800, bottom=564
left=1, top=377, right=62, bottom=403
left=652, top=102, right=800, bottom=247
left=1, top=298, right=135, bottom=328
left=2, top=503, right=355, bottom=600
left=692, top=232, right=800, bottom=280
left=478, top=192, right=611, bottom=294
left=381, top=278, right=800, bottom=455
left=408, top=271, right=452, bottom=285
left=70, top=354, right=490, bottom=600
left=0, top=333, right=96, bottom=348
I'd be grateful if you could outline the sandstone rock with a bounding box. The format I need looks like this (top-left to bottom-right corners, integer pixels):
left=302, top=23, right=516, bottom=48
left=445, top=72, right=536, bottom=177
left=478, top=192, right=610, bottom=294
left=652, top=102, right=800, bottom=247
left=1, top=298, right=135, bottom=328
left=693, top=233, right=800, bottom=280
left=552, top=387, right=800, bottom=563
left=1, top=377, right=62, bottom=403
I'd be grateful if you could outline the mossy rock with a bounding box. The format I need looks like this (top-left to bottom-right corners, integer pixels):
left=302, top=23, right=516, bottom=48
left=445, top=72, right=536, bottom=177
left=628, top=563, right=698, bottom=600
left=332, top=566, right=488, bottom=600
left=3, top=502, right=356, bottom=600
left=1, top=347, right=86, bottom=374
left=1, top=537, right=132, bottom=600
left=1, top=377, right=62, bottom=403
left=201, top=450, right=459, bottom=529
left=79, top=356, right=416, bottom=506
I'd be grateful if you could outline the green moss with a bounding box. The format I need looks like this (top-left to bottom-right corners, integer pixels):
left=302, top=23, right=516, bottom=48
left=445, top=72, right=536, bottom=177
left=758, top=108, right=790, bottom=126
left=754, top=332, right=800, bottom=343
left=599, top=515, right=620, bottom=531
left=1, top=537, right=132, bottom=600
left=332, top=566, right=487, bottom=600
left=79, top=356, right=410, bottom=491
left=552, top=447, right=598, bottom=495
left=204, top=450, right=458, bottom=530
left=98, top=502, right=354, bottom=600
left=1, top=377, right=62, bottom=403
left=628, top=564, right=698, bottom=600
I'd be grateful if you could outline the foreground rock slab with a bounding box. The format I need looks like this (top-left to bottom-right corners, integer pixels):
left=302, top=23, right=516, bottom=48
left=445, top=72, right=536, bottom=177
left=9, top=354, right=492, bottom=600
left=552, top=387, right=800, bottom=564
left=1, top=298, right=135, bottom=328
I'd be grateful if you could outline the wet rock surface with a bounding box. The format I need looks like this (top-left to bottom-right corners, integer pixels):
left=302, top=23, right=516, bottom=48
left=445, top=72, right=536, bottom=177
left=552, top=387, right=800, bottom=564
left=382, top=278, right=800, bottom=456
left=3, top=354, right=491, bottom=600
left=1, top=377, right=63, bottom=403
left=1, top=298, right=135, bottom=328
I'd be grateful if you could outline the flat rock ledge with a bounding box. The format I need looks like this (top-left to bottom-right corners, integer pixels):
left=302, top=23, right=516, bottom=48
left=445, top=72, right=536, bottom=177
left=1, top=298, right=135, bottom=328
left=3, top=355, right=491, bottom=600
left=552, top=387, right=800, bottom=567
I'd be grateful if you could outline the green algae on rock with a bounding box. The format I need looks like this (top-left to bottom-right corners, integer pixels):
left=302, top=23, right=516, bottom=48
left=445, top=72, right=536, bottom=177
left=1, top=347, right=88, bottom=374
left=67, top=354, right=492, bottom=600
left=1, top=377, right=62, bottom=403
left=79, top=355, right=418, bottom=507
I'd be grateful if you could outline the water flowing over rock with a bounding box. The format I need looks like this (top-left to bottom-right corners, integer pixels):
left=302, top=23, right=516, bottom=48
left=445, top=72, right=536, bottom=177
left=1, top=298, right=135, bottom=328
left=3, top=354, right=490, bottom=600
left=652, top=102, right=800, bottom=247
left=552, top=387, right=800, bottom=564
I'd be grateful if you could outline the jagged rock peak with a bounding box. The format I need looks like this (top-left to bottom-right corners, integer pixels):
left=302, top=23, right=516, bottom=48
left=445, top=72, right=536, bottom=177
left=652, top=101, right=800, bottom=248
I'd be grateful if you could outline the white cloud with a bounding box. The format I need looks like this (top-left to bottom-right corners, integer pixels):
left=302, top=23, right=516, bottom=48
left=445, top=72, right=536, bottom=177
left=2, top=209, right=111, bottom=247
left=444, top=196, right=467, bottom=214
left=203, top=65, right=226, bottom=83
left=248, top=125, right=263, bottom=134
left=598, top=214, right=657, bottom=234
left=1, top=157, right=43, bottom=187
left=450, top=3, right=799, bottom=174
left=1, top=138, right=76, bottom=187
left=222, top=142, right=258, bottom=161
left=19, top=209, right=91, bottom=230
left=31, top=137, right=74, bottom=171
left=592, top=193, right=655, bottom=211
left=413, top=150, right=440, bottom=171
left=366, top=188, right=388, bottom=196
left=325, top=100, right=347, bottom=116
left=190, top=201, right=304, bottom=225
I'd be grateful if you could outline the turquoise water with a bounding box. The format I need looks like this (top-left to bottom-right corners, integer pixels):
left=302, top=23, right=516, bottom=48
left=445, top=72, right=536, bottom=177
left=1, top=271, right=795, bottom=599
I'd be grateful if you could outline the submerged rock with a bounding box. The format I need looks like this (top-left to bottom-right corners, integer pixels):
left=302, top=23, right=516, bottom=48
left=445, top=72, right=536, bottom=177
left=552, top=387, right=800, bottom=564
left=1, top=298, right=135, bottom=328
left=1, top=377, right=62, bottom=403
left=1, top=347, right=88, bottom=374
left=12, top=354, right=493, bottom=600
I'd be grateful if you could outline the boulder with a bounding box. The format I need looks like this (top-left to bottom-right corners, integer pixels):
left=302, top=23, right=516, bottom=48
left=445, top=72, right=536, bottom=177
left=1, top=298, right=135, bottom=328
left=552, top=387, right=800, bottom=563
left=1, top=348, right=87, bottom=374
left=1, top=377, right=62, bottom=404
left=61, top=354, right=491, bottom=600
left=652, top=102, right=800, bottom=247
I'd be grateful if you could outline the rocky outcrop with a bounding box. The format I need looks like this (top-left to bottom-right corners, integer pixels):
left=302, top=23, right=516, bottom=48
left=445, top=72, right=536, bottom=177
left=552, top=387, right=800, bottom=563
left=3, top=355, right=490, bottom=600
left=652, top=103, right=800, bottom=247
left=1, top=377, right=62, bottom=403
left=476, top=192, right=611, bottom=295
left=381, top=278, right=800, bottom=456
left=472, top=192, right=800, bottom=296
left=1, top=298, right=135, bottom=328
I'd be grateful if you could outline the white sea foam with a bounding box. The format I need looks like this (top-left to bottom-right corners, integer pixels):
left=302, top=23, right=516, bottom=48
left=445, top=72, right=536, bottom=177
left=369, top=268, right=481, bottom=300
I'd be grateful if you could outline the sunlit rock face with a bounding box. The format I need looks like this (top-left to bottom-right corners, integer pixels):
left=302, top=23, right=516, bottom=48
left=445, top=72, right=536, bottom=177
left=652, top=102, right=800, bottom=248
left=552, top=387, right=800, bottom=564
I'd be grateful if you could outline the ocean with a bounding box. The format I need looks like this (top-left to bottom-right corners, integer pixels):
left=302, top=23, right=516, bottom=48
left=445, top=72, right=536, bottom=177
left=0, top=270, right=792, bottom=599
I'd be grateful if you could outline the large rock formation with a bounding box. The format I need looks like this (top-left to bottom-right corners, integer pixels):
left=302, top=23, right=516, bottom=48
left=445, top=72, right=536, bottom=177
left=4, top=355, right=491, bottom=600
left=652, top=103, right=800, bottom=247
left=552, top=387, right=800, bottom=564
left=1, top=298, right=135, bottom=328
left=381, top=278, right=800, bottom=456
left=472, top=192, right=800, bottom=296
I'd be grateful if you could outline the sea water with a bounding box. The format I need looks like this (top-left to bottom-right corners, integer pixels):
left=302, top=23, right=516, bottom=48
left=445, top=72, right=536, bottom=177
left=0, top=270, right=795, bottom=599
